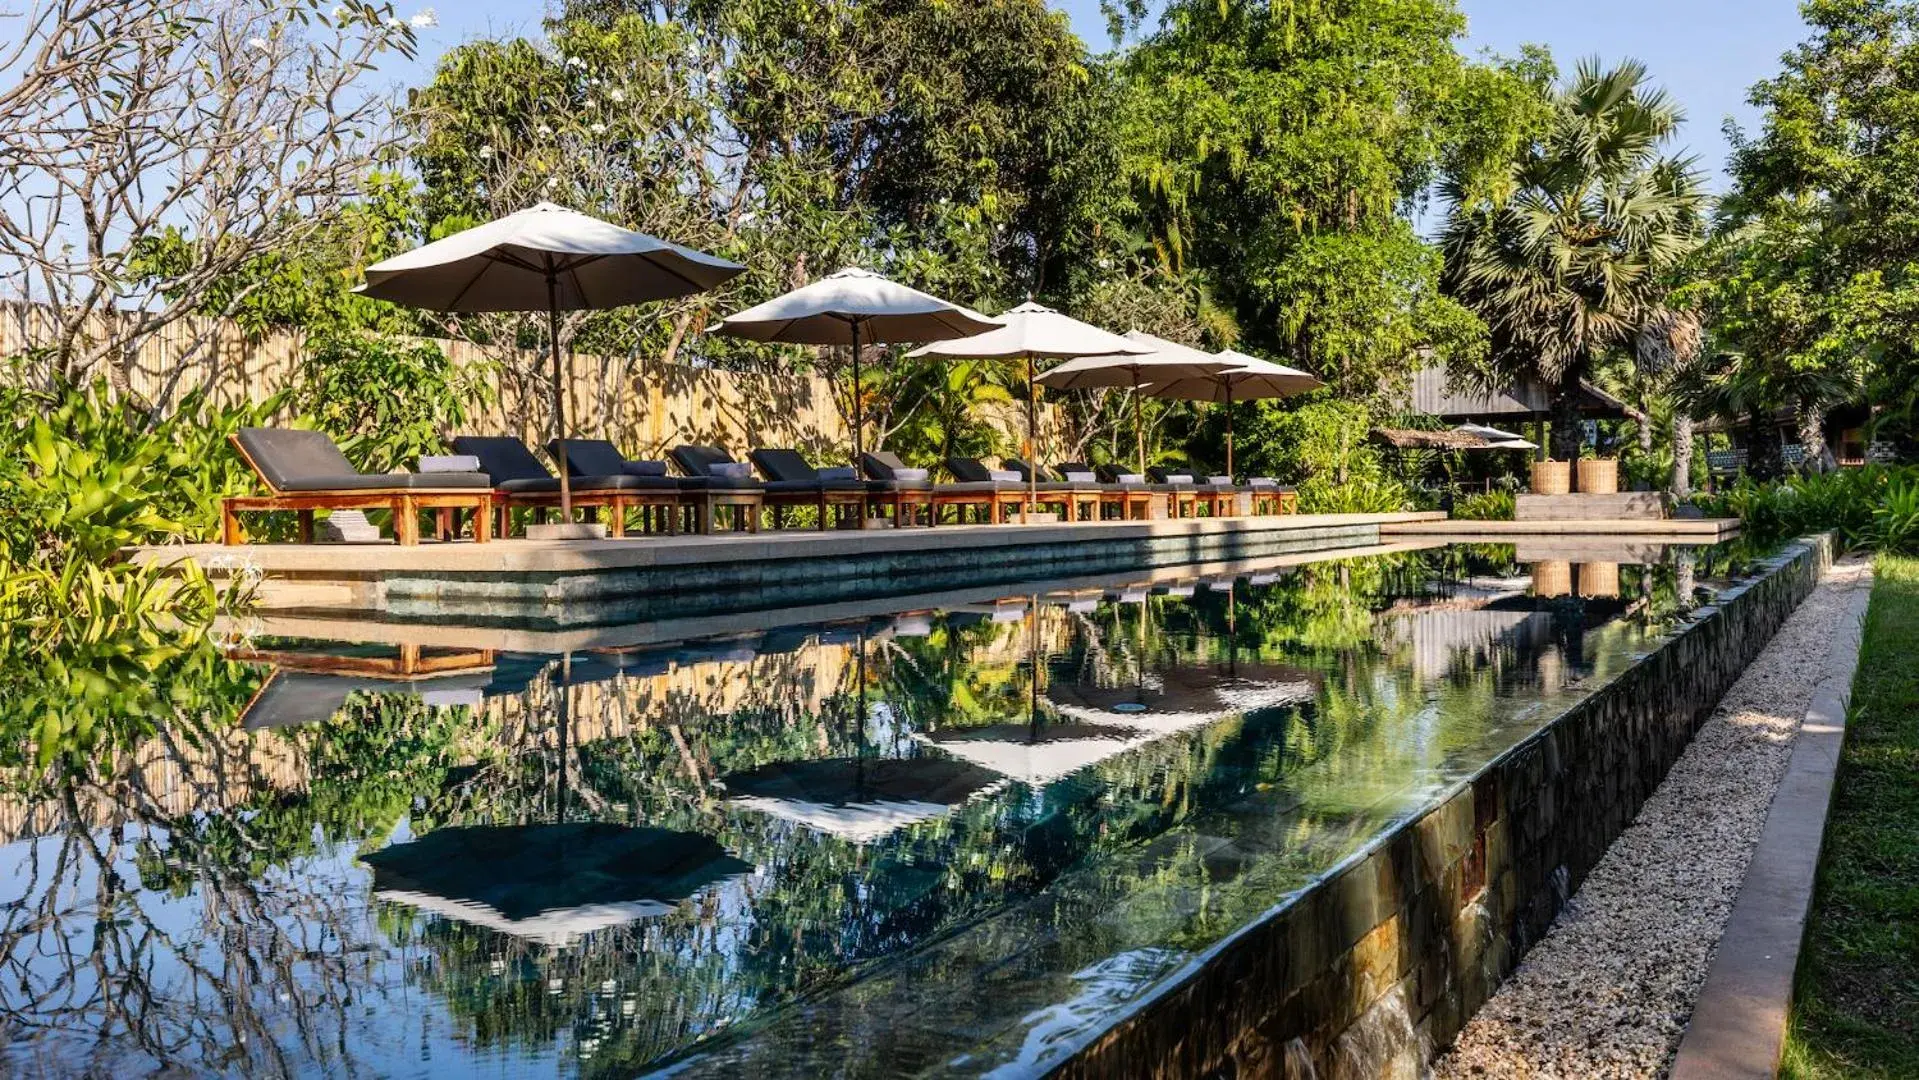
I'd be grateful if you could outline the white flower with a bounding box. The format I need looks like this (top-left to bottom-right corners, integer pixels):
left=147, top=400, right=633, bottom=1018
left=566, top=55, right=586, bottom=69
left=589, top=122, right=607, bottom=135
left=478, top=145, right=495, bottom=158
left=545, top=176, right=559, bottom=190
left=536, top=125, right=552, bottom=137
left=246, top=36, right=269, bottom=51
left=409, top=8, right=437, bottom=28
left=609, top=88, right=627, bottom=103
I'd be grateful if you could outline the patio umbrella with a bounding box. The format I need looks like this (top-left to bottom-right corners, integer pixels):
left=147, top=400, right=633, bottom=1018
left=910, top=302, right=1150, bottom=521
left=1036, top=331, right=1235, bottom=474
left=358, top=202, right=745, bottom=527
left=708, top=267, right=999, bottom=466
left=1455, top=423, right=1538, bottom=450
left=1142, top=349, right=1322, bottom=477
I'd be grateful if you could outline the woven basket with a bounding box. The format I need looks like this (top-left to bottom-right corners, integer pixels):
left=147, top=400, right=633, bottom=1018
left=1576, top=458, right=1620, bottom=495
left=1577, top=561, right=1621, bottom=598
left=1531, top=460, right=1571, bottom=495
left=1531, top=560, right=1572, bottom=598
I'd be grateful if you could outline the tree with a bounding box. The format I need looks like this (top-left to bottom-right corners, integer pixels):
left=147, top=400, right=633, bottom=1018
left=1440, top=58, right=1708, bottom=461
left=0, top=0, right=423, bottom=399
left=1634, top=305, right=1706, bottom=496
left=1107, top=0, right=1544, bottom=409
left=1711, top=0, right=1919, bottom=469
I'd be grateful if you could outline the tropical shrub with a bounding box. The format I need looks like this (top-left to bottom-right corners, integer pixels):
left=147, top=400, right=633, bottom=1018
left=1453, top=490, right=1516, bottom=521
left=292, top=334, right=485, bottom=474
left=1696, top=465, right=1919, bottom=553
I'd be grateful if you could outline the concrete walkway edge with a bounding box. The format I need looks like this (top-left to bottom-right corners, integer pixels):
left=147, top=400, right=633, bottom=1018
left=1668, top=564, right=1874, bottom=1080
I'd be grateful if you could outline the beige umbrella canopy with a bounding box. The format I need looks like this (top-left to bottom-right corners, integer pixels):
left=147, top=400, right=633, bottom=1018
left=1037, top=331, right=1236, bottom=473
left=911, top=302, right=1150, bottom=519
left=358, top=202, right=746, bottom=521
left=1143, top=350, right=1323, bottom=477
left=709, top=267, right=1000, bottom=464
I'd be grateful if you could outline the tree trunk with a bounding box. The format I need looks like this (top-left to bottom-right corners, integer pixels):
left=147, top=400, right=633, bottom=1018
left=1670, top=414, right=1693, bottom=499
left=1548, top=373, right=1584, bottom=461
left=1796, top=404, right=1834, bottom=473
left=1748, top=414, right=1786, bottom=481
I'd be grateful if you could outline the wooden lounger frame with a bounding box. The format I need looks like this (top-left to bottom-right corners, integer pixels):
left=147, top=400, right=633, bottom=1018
left=495, top=488, right=687, bottom=538
left=222, top=435, right=493, bottom=546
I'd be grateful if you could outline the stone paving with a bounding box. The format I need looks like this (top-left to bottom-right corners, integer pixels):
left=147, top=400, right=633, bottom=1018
left=1433, top=557, right=1873, bottom=1080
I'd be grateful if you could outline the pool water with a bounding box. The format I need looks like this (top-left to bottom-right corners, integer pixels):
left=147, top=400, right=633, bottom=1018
left=0, top=541, right=1762, bottom=1077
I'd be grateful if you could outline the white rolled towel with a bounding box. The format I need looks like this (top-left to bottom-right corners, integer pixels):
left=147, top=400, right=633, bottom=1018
left=418, top=454, right=482, bottom=473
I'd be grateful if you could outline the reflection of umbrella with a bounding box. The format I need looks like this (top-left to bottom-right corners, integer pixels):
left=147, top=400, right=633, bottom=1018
left=359, top=202, right=743, bottom=524
left=912, top=303, right=1149, bottom=521
left=1045, top=667, right=1317, bottom=735
left=721, top=757, right=1004, bottom=843
left=364, top=823, right=751, bottom=947
left=916, top=723, right=1146, bottom=786
left=240, top=670, right=490, bottom=730
left=710, top=267, right=999, bottom=465
left=1143, top=350, right=1322, bottom=476
left=1037, top=331, right=1233, bottom=473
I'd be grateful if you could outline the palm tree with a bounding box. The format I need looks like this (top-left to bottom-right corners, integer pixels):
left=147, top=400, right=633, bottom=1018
left=1441, top=58, right=1708, bottom=461
left=1635, top=305, right=1705, bottom=497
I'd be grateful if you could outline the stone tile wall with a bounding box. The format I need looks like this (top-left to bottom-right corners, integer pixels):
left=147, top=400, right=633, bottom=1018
left=1055, top=535, right=1834, bottom=1080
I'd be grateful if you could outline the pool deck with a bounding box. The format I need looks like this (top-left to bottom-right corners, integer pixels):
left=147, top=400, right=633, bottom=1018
left=214, top=539, right=1448, bottom=656
left=137, top=512, right=1446, bottom=620
left=1381, top=516, right=1740, bottom=539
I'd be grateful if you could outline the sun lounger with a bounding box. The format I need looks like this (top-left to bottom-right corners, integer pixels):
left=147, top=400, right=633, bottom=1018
left=1147, top=466, right=1236, bottom=517
left=664, top=446, right=779, bottom=533
left=1098, top=463, right=1198, bottom=518
left=548, top=438, right=694, bottom=534
left=1004, top=458, right=1100, bottom=522
left=901, top=456, right=1024, bottom=524
left=224, top=427, right=493, bottom=545
left=862, top=451, right=1016, bottom=526
left=745, top=448, right=876, bottom=528
left=452, top=436, right=685, bottom=538
left=1055, top=460, right=1155, bottom=520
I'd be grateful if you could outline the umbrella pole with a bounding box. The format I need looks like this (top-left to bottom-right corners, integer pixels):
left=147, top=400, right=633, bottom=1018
left=1225, top=382, right=1235, bottom=479
left=851, top=320, right=864, bottom=469
left=547, top=272, right=572, bottom=521
left=1025, top=354, right=1037, bottom=525
left=1134, top=371, right=1145, bottom=476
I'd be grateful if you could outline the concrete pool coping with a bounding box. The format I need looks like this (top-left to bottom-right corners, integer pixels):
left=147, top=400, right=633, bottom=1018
left=137, top=512, right=1447, bottom=575
left=215, top=539, right=1448, bottom=655
left=1668, top=568, right=1873, bottom=1080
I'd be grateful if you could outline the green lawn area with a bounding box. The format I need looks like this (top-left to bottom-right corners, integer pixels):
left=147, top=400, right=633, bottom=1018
left=1783, top=554, right=1919, bottom=1080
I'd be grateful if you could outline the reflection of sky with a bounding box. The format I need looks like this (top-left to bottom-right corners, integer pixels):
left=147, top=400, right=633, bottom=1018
left=0, top=543, right=1752, bottom=1077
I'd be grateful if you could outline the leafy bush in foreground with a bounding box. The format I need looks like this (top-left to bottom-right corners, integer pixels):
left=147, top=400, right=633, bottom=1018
left=1453, top=490, right=1516, bottom=521
left=1696, top=465, right=1919, bottom=552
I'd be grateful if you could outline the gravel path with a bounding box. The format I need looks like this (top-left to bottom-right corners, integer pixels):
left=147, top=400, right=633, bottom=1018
left=1433, top=557, right=1874, bottom=1080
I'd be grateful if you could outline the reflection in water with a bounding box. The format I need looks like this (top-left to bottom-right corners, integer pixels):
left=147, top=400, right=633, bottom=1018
left=0, top=541, right=1767, bottom=1078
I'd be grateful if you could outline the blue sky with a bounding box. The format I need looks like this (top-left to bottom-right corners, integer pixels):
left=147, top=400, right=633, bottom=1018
left=410, top=0, right=1810, bottom=188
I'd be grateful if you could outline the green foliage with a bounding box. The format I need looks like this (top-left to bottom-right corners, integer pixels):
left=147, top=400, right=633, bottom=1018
left=0, top=379, right=280, bottom=562
left=292, top=334, right=485, bottom=473
left=1112, top=0, right=1534, bottom=406
left=1236, top=399, right=1409, bottom=512
left=1782, top=553, right=1919, bottom=1079
left=0, top=377, right=268, bottom=767
left=1442, top=58, right=1708, bottom=459
left=1453, top=490, right=1516, bottom=521
left=1695, top=466, right=1919, bottom=552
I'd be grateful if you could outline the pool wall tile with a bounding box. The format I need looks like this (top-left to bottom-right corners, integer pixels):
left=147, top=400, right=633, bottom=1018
left=1050, top=533, right=1833, bottom=1080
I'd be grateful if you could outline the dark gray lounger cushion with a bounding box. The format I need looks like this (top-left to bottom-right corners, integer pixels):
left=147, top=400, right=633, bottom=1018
left=751, top=448, right=866, bottom=491
left=549, top=438, right=631, bottom=477
left=671, top=446, right=763, bottom=490
left=452, top=436, right=553, bottom=484
left=238, top=428, right=489, bottom=491
left=860, top=451, right=933, bottom=489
